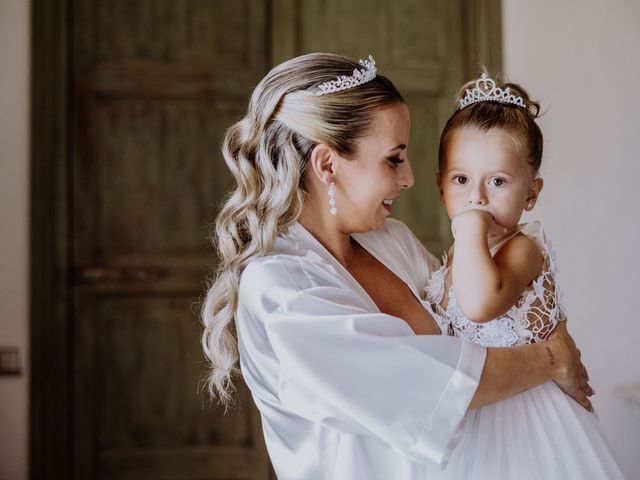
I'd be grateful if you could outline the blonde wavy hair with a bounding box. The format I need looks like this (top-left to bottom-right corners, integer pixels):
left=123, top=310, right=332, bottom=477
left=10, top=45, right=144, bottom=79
left=201, top=52, right=404, bottom=405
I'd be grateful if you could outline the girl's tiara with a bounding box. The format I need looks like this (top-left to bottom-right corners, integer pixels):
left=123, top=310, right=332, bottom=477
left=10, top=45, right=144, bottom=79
left=311, top=55, right=377, bottom=96
left=459, top=73, right=526, bottom=110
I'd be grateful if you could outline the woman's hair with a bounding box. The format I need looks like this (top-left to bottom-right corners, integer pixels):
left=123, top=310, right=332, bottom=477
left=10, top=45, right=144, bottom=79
left=438, top=75, right=543, bottom=174
left=201, top=52, right=404, bottom=405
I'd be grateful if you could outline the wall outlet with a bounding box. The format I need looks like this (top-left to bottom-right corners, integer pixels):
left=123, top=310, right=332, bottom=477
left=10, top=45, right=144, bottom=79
left=0, top=347, right=21, bottom=375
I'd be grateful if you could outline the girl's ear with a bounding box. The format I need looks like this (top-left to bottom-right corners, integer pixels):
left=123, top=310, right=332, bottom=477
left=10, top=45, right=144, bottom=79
left=525, top=177, right=544, bottom=211
left=308, top=143, right=337, bottom=186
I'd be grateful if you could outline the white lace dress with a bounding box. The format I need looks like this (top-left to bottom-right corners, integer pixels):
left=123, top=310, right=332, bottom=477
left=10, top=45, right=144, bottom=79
left=424, top=222, right=625, bottom=479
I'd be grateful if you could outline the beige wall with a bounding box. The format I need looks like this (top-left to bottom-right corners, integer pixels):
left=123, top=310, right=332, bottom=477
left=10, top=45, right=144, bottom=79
left=0, top=0, right=30, bottom=479
left=504, top=0, right=640, bottom=477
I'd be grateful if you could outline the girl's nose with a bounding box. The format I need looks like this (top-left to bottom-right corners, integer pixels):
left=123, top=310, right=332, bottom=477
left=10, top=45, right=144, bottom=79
left=468, top=185, right=487, bottom=205
left=398, top=160, right=414, bottom=189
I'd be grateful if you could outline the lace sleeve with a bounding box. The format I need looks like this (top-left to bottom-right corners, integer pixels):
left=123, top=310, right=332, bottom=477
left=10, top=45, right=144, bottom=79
left=513, top=268, right=566, bottom=344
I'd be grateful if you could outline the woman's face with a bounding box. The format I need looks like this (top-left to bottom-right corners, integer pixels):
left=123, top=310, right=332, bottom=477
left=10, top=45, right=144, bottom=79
left=335, top=102, right=414, bottom=233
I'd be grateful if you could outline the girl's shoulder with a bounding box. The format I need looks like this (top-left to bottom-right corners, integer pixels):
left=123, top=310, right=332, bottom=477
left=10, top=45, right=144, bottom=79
left=494, top=221, right=549, bottom=256
left=517, top=221, right=549, bottom=252
left=495, top=221, right=553, bottom=277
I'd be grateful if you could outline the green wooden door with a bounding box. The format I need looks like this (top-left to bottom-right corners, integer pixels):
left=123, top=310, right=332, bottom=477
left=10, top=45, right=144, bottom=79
left=71, top=1, right=271, bottom=479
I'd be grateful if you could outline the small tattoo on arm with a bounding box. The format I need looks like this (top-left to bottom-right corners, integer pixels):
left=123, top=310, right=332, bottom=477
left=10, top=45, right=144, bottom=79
left=545, top=346, right=556, bottom=365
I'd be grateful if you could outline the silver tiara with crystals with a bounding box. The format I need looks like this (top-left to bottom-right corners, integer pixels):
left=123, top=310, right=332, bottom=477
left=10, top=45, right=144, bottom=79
left=313, top=55, right=377, bottom=96
left=459, top=73, right=526, bottom=110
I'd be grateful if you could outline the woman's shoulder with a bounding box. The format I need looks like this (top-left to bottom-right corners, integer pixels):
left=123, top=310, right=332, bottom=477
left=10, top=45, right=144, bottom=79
left=239, top=249, right=321, bottom=300
left=241, top=220, right=417, bottom=289
left=238, top=226, right=349, bottom=311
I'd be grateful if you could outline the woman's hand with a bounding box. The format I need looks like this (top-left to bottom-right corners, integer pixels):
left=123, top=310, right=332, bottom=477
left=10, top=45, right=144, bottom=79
left=547, top=321, right=594, bottom=411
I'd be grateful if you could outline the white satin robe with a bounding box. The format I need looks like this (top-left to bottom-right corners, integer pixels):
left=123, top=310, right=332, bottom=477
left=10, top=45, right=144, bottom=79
left=236, top=219, right=487, bottom=479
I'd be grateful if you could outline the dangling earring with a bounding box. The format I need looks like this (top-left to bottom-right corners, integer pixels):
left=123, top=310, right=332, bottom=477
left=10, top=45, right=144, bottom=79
left=328, top=182, right=337, bottom=215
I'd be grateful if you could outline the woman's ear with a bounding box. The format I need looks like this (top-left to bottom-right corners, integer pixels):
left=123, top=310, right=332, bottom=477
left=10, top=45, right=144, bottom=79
left=308, top=143, right=336, bottom=186
left=525, top=177, right=544, bottom=211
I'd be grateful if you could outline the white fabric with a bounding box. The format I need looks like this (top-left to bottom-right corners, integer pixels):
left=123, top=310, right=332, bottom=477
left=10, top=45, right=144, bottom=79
left=424, top=221, right=626, bottom=479
left=236, top=218, right=487, bottom=480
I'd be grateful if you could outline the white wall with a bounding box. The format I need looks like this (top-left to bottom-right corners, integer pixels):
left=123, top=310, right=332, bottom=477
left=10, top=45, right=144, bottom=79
left=503, top=0, right=640, bottom=477
left=0, top=0, right=30, bottom=479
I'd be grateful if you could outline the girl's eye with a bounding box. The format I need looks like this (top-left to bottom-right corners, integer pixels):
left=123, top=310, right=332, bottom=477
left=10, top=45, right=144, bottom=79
left=387, top=156, right=404, bottom=167
left=490, top=177, right=506, bottom=187
left=452, top=175, right=468, bottom=185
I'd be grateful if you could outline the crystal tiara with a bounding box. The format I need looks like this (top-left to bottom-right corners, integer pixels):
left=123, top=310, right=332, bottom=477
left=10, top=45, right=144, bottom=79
left=459, top=73, right=526, bottom=110
left=312, top=55, right=377, bottom=96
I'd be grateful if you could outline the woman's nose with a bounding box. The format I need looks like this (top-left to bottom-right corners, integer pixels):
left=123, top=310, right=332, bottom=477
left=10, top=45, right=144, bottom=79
left=398, top=160, right=414, bottom=189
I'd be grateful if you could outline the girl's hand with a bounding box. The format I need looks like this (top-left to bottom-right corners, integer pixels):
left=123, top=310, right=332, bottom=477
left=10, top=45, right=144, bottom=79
left=451, top=209, right=507, bottom=240
left=547, top=321, right=594, bottom=411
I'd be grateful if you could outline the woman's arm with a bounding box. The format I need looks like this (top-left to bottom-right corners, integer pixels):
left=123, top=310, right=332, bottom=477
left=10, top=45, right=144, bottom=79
left=470, top=321, right=593, bottom=411
left=452, top=210, right=543, bottom=322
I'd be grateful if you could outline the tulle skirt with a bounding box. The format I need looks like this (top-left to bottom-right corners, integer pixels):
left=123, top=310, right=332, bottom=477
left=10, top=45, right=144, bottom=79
left=430, top=381, right=625, bottom=479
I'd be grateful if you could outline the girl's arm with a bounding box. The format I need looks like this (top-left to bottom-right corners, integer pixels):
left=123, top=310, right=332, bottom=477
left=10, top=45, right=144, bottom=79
left=448, top=216, right=591, bottom=408
left=451, top=209, right=543, bottom=322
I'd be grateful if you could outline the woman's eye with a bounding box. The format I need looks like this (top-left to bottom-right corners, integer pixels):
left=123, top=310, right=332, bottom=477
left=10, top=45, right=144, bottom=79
left=387, top=156, right=404, bottom=167
left=490, top=177, right=506, bottom=187
left=452, top=175, right=468, bottom=185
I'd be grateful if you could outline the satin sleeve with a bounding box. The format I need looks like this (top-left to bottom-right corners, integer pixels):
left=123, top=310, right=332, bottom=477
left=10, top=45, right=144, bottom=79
left=237, top=257, right=487, bottom=468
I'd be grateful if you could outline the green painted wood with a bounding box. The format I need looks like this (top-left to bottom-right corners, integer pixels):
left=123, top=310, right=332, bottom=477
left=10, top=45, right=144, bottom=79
left=70, top=1, right=271, bottom=476
left=461, top=0, right=503, bottom=78
left=29, top=0, right=73, bottom=478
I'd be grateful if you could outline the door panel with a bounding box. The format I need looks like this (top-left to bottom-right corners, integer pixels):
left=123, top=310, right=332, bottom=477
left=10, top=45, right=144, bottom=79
left=94, top=1, right=264, bottom=65
left=95, top=297, right=251, bottom=450
left=72, top=1, right=270, bottom=478
left=94, top=99, right=236, bottom=254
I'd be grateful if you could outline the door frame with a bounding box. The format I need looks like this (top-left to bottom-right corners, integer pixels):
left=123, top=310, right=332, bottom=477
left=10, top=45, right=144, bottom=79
left=29, top=0, right=501, bottom=477
left=30, top=0, right=73, bottom=477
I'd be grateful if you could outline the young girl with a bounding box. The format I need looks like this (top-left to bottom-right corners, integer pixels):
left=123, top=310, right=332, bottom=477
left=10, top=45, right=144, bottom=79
left=425, top=73, right=625, bottom=479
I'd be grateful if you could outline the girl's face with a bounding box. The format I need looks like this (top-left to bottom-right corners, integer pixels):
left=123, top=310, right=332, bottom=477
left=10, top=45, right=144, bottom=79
left=438, top=126, right=542, bottom=230
left=335, top=102, right=414, bottom=232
